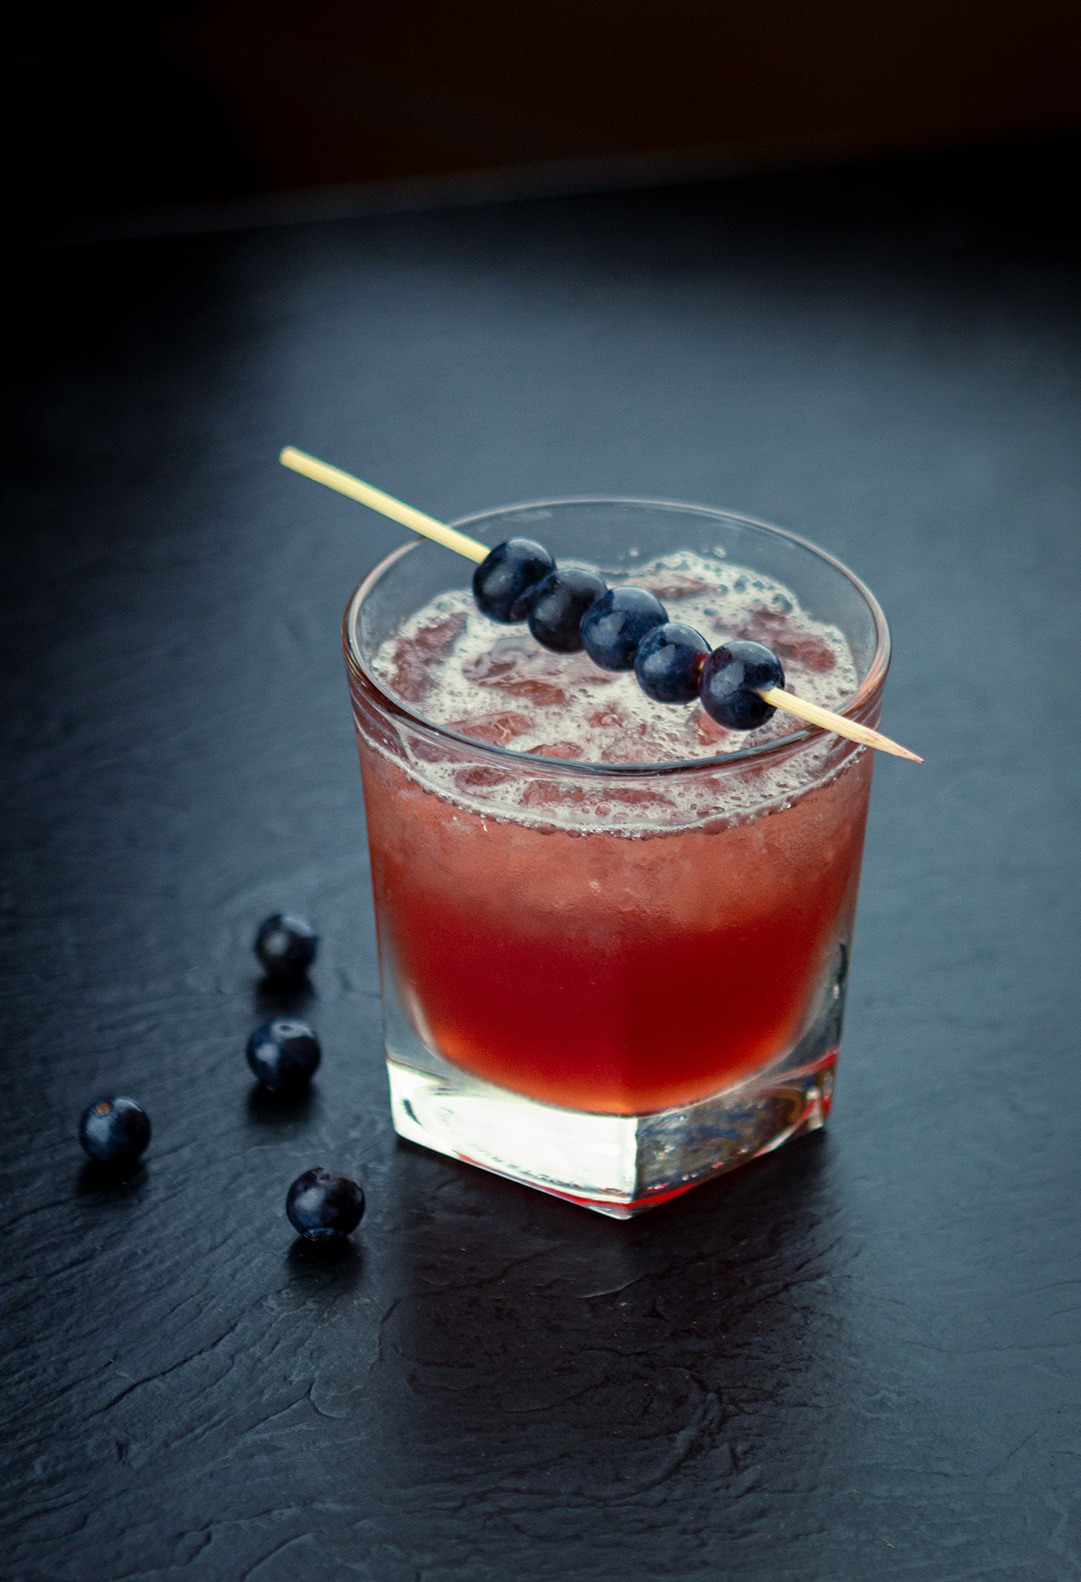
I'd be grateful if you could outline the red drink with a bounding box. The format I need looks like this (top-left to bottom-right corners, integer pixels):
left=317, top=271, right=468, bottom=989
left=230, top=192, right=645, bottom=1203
left=361, top=719, right=871, bottom=1116
left=345, top=502, right=888, bottom=1215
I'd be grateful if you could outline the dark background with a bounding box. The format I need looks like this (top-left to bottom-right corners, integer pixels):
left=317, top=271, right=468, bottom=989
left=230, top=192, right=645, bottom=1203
left=9, top=0, right=1081, bottom=237
left=3, top=8, right=1081, bottom=1581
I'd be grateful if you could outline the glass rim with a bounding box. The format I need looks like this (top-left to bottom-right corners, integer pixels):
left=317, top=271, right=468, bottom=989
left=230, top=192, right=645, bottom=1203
left=343, top=495, right=892, bottom=777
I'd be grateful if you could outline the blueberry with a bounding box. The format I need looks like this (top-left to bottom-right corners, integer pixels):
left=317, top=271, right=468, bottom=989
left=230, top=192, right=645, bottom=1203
left=254, top=914, right=318, bottom=980
left=527, top=566, right=608, bottom=652
left=79, top=1096, right=151, bottom=1164
left=634, top=621, right=711, bottom=703
left=473, top=538, right=556, bottom=623
left=246, top=1019, right=321, bottom=1092
left=699, top=640, right=785, bottom=730
left=580, top=586, right=668, bottom=671
left=286, top=1168, right=365, bottom=1242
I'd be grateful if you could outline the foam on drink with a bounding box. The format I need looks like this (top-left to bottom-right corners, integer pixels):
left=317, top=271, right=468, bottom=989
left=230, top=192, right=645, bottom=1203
left=369, top=550, right=861, bottom=832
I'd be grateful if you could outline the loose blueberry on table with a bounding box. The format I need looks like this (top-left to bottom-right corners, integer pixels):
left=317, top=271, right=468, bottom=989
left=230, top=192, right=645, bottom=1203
left=254, top=913, right=319, bottom=979
left=246, top=1019, right=321, bottom=1092
left=471, top=538, right=786, bottom=723
left=78, top=1096, right=151, bottom=1164
left=286, top=1168, right=365, bottom=1241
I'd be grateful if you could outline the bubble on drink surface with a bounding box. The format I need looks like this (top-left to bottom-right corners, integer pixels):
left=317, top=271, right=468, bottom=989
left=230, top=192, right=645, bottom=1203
left=369, top=551, right=861, bottom=834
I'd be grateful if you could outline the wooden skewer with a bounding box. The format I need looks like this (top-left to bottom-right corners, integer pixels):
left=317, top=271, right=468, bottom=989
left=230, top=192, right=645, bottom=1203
left=281, top=446, right=922, bottom=763
left=758, top=688, right=921, bottom=762
left=280, top=446, right=489, bottom=563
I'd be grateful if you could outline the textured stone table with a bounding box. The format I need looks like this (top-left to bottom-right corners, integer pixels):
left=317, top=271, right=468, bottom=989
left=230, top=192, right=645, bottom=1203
left=3, top=143, right=1080, bottom=1580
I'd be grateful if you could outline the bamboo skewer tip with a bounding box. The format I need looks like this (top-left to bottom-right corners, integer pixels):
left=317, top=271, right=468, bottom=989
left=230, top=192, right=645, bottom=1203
left=757, top=687, right=923, bottom=763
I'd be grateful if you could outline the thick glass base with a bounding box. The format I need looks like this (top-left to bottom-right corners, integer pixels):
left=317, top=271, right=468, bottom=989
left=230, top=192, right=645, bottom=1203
left=388, top=1050, right=836, bottom=1218
left=382, top=939, right=849, bottom=1216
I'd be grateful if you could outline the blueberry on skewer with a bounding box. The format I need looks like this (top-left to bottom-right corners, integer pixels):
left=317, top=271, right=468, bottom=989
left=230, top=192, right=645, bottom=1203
left=580, top=586, right=669, bottom=671
left=474, top=541, right=786, bottom=728
left=635, top=622, right=712, bottom=704
left=699, top=640, right=786, bottom=729
left=474, top=534, right=785, bottom=727
left=527, top=566, right=608, bottom=652
left=472, top=538, right=555, bottom=623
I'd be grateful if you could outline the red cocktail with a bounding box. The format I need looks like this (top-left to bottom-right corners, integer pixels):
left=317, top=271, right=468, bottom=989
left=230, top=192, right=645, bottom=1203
left=344, top=500, right=889, bottom=1215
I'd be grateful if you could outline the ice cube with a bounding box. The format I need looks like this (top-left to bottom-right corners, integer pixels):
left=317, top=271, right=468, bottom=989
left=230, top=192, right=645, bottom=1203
left=387, top=611, right=466, bottom=702
left=522, top=779, right=587, bottom=809
left=639, top=575, right=715, bottom=600
left=464, top=636, right=612, bottom=706
left=445, top=711, right=533, bottom=747
left=738, top=609, right=837, bottom=673
left=527, top=741, right=584, bottom=760
left=696, top=709, right=733, bottom=749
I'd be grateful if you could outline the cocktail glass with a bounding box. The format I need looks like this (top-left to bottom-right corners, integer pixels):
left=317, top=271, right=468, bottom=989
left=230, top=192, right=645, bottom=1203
left=343, top=499, right=889, bottom=1217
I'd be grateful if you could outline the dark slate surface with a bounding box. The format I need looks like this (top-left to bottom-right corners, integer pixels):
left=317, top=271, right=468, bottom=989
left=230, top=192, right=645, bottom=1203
left=3, top=143, right=1080, bottom=1582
